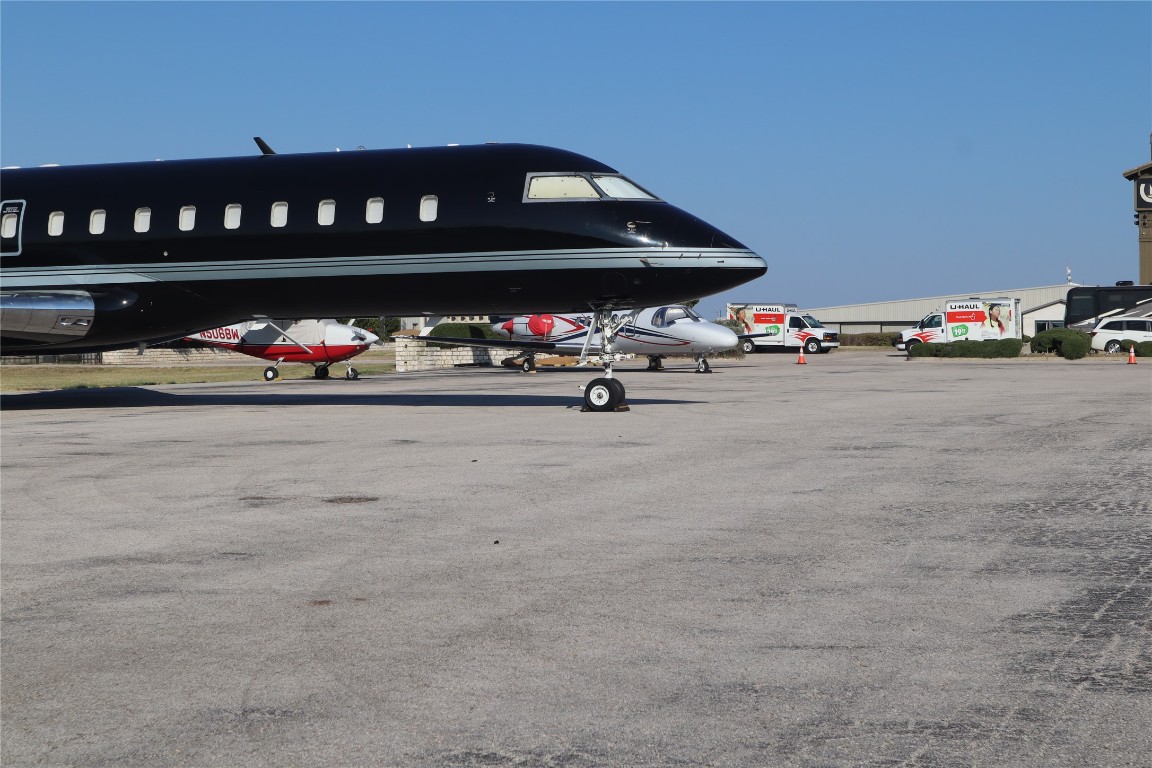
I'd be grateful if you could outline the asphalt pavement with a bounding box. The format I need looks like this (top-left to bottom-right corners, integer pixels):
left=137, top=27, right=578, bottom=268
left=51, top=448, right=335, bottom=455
left=2, top=350, right=1150, bottom=767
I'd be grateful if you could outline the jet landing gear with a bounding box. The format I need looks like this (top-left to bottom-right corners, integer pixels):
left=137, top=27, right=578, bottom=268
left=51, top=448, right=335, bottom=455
left=647, top=355, right=665, bottom=371
left=695, top=355, right=712, bottom=374
left=579, top=308, right=639, bottom=413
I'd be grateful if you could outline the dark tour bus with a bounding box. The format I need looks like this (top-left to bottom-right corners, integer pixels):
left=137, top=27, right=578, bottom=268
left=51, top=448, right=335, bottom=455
left=1064, top=283, right=1152, bottom=327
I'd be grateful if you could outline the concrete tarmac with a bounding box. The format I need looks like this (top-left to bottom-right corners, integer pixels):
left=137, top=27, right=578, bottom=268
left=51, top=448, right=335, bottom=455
left=2, top=350, right=1150, bottom=767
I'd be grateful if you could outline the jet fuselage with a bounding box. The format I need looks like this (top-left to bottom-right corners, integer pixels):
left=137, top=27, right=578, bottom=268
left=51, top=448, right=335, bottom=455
left=0, top=143, right=766, bottom=353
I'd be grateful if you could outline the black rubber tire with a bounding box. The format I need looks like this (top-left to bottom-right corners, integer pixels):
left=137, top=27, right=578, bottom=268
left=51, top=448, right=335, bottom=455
left=905, top=339, right=920, bottom=355
left=697, top=359, right=711, bottom=373
left=522, top=357, right=536, bottom=372
left=804, top=338, right=821, bottom=355
left=263, top=367, right=278, bottom=381
left=584, top=378, right=619, bottom=412
left=740, top=339, right=757, bottom=355
left=314, top=365, right=330, bottom=379
left=346, top=367, right=359, bottom=380
left=1104, top=340, right=1122, bottom=354
left=607, top=378, right=626, bottom=403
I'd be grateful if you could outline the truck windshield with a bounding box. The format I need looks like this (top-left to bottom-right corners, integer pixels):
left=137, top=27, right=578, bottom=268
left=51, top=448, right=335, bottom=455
left=802, top=315, right=824, bottom=328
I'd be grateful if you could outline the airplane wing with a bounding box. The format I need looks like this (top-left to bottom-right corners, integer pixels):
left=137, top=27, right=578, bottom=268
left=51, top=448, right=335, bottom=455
left=396, top=335, right=566, bottom=352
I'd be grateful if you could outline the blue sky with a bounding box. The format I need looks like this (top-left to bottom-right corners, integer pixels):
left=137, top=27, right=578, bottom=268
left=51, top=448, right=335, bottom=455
left=2, top=1, right=1149, bottom=318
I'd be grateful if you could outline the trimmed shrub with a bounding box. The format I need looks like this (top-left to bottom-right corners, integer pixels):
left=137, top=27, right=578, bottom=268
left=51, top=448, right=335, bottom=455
left=1140, top=341, right=1152, bottom=357
left=840, top=333, right=900, bottom=347
left=908, top=339, right=1022, bottom=358
left=1031, top=328, right=1092, bottom=358
left=1060, top=334, right=1089, bottom=360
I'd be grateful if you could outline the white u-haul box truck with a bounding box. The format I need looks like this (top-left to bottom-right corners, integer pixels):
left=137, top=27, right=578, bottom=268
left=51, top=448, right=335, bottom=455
left=893, top=297, right=1021, bottom=353
left=726, top=303, right=840, bottom=354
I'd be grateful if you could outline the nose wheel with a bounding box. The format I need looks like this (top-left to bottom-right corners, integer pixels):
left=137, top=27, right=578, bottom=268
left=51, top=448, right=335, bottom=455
left=583, top=377, right=626, bottom=412
left=579, top=308, right=638, bottom=412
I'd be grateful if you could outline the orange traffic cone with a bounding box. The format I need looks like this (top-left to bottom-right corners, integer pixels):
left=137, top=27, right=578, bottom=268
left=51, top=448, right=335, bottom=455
left=796, top=346, right=807, bottom=365
left=1128, top=344, right=1138, bottom=364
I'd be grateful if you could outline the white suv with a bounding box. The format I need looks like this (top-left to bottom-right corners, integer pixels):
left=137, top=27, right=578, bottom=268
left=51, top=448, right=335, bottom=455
left=1089, top=315, right=1152, bottom=353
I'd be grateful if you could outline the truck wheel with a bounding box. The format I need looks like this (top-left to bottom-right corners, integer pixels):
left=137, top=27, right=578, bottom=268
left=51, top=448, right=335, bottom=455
left=804, top=338, right=821, bottom=355
left=740, top=339, right=757, bottom=355
left=905, top=339, right=920, bottom=355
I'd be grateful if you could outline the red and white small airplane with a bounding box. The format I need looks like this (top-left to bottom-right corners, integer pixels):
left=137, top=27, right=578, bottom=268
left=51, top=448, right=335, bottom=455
left=428, top=305, right=741, bottom=374
left=184, top=318, right=378, bottom=381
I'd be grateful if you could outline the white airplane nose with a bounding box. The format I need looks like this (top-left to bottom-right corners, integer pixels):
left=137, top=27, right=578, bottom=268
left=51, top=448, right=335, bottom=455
left=698, top=324, right=738, bottom=350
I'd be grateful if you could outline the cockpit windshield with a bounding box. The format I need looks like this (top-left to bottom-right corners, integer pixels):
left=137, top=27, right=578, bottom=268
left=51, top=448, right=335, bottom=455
left=652, top=305, right=703, bottom=327
left=524, top=173, right=659, bottom=202
left=591, top=175, right=657, bottom=200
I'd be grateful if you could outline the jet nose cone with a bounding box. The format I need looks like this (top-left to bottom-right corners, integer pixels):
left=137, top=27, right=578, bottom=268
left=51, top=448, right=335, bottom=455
left=362, top=330, right=380, bottom=345
left=703, top=324, right=739, bottom=351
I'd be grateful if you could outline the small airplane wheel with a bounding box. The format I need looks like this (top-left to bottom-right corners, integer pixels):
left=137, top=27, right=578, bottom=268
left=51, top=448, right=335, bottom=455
left=521, top=357, right=536, bottom=372
left=263, top=366, right=279, bottom=381
left=314, top=365, right=330, bottom=379
left=584, top=377, right=620, bottom=412
left=697, top=359, right=711, bottom=373
left=346, top=367, right=359, bottom=380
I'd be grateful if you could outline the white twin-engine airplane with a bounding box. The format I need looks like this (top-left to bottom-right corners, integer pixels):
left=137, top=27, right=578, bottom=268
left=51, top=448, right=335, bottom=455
left=432, top=305, right=739, bottom=374
left=183, top=318, right=378, bottom=381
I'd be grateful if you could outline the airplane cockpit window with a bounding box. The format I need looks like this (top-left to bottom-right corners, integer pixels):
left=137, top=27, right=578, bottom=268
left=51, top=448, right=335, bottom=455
left=526, top=175, right=601, bottom=200
left=652, top=306, right=701, bottom=327
left=591, top=175, right=657, bottom=200
left=525, top=173, right=660, bottom=202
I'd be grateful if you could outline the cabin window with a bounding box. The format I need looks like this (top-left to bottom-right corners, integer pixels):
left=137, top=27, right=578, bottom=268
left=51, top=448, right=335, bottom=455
left=89, top=210, right=107, bottom=235
left=318, top=199, right=336, bottom=226
left=48, top=211, right=64, bottom=236
left=525, top=174, right=600, bottom=200
left=271, top=201, right=288, bottom=227
left=1, top=213, right=17, bottom=239
left=134, top=207, right=151, bottom=233
left=591, top=175, right=658, bottom=200
left=366, top=197, right=384, bottom=224
left=224, top=204, right=242, bottom=230
left=419, top=195, right=438, bottom=222
left=179, top=206, right=196, bottom=231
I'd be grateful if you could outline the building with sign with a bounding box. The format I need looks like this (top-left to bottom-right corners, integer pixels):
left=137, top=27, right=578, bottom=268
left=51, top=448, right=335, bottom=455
left=1122, top=154, right=1152, bottom=286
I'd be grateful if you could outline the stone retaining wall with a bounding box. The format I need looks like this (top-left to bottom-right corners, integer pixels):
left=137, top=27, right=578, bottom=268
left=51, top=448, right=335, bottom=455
left=395, top=338, right=526, bottom=372
left=101, top=347, right=250, bottom=365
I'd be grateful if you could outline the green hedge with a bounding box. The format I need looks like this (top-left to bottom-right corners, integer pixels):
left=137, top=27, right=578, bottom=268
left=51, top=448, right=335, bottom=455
left=908, top=339, right=1023, bottom=358
left=1112, top=339, right=1152, bottom=357
left=1030, top=329, right=1092, bottom=359
left=840, top=333, right=900, bottom=347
